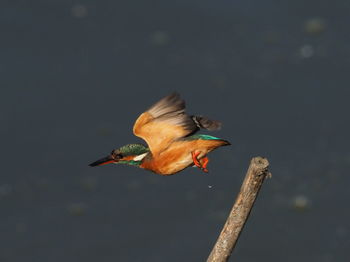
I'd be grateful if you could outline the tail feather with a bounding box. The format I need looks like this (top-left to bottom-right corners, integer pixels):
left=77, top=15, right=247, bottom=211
left=191, top=116, right=222, bottom=131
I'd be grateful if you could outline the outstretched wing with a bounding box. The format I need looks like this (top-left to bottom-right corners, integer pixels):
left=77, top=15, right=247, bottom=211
left=133, top=93, right=197, bottom=155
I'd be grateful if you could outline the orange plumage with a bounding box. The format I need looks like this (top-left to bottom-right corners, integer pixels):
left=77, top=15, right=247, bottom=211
left=89, top=93, right=230, bottom=175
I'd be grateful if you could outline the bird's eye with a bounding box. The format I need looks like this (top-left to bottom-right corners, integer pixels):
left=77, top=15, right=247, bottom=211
left=116, top=154, right=123, bottom=159
left=110, top=149, right=123, bottom=159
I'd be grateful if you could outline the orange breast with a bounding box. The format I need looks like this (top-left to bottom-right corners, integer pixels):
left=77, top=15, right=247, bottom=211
left=141, top=139, right=228, bottom=175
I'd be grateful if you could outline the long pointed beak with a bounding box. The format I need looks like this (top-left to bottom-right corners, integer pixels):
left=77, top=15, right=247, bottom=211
left=89, top=155, right=115, bottom=167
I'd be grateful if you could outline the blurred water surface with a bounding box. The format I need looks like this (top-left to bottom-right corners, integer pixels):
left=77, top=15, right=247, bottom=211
left=1, top=1, right=349, bottom=261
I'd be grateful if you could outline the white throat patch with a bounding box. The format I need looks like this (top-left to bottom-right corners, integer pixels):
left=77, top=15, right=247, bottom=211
left=133, top=153, right=148, bottom=161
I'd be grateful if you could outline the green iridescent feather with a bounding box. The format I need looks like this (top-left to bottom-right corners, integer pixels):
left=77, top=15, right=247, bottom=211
left=119, top=144, right=149, bottom=156
left=118, top=160, right=143, bottom=166
left=184, top=134, right=222, bottom=141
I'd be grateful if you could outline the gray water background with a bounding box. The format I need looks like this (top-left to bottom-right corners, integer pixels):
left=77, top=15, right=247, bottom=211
left=1, top=0, right=349, bottom=261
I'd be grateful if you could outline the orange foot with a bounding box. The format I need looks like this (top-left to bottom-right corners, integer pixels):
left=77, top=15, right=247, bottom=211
left=200, top=157, right=209, bottom=173
left=191, top=151, right=201, bottom=168
left=191, top=151, right=209, bottom=173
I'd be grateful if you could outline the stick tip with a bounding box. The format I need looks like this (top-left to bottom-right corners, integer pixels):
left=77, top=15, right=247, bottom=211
left=250, top=157, right=270, bottom=178
left=251, top=156, right=269, bottom=167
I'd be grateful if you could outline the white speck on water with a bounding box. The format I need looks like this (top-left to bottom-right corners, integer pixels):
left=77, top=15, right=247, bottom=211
left=208, top=185, right=213, bottom=189
left=300, top=45, right=314, bottom=58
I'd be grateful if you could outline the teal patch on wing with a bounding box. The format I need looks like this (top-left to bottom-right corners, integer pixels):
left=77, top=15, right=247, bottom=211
left=185, top=134, right=222, bottom=140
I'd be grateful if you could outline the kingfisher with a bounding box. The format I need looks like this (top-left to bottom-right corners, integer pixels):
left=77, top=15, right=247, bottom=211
left=89, top=93, right=230, bottom=175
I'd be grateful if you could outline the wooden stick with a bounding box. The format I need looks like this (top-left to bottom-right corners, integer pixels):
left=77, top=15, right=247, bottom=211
left=207, top=157, right=271, bottom=262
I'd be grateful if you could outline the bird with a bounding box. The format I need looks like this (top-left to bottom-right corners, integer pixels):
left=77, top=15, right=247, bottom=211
left=89, top=93, right=230, bottom=175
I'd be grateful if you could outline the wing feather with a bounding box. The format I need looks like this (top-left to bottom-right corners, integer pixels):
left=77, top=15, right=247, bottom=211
left=133, top=93, right=197, bottom=155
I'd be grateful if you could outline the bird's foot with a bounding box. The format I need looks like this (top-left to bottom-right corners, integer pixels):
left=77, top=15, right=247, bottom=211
left=200, top=157, right=209, bottom=173
left=191, top=151, right=209, bottom=173
left=191, top=151, right=202, bottom=168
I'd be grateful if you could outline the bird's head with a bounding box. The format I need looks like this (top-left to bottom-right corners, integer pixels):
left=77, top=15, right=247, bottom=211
left=89, top=144, right=149, bottom=167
